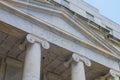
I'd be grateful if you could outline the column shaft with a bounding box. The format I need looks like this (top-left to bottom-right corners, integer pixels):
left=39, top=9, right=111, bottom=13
left=71, top=61, right=86, bottom=80
left=114, top=77, right=119, bottom=80
left=107, top=77, right=113, bottom=80
left=23, top=43, right=41, bottom=80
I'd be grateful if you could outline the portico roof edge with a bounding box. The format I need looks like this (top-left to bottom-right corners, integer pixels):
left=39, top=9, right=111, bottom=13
left=0, top=1, right=120, bottom=61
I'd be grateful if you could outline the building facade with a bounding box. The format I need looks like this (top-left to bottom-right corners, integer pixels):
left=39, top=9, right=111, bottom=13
left=0, top=0, right=120, bottom=80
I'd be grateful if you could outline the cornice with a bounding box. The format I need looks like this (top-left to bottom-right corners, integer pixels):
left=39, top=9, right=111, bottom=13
left=0, top=1, right=120, bottom=60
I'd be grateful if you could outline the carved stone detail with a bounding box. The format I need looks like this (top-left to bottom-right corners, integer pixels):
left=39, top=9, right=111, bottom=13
left=72, top=53, right=91, bottom=67
left=96, top=69, right=120, bottom=80
left=109, top=69, right=120, bottom=77
left=64, top=53, right=91, bottom=67
left=26, top=34, right=50, bottom=49
left=26, top=34, right=35, bottom=43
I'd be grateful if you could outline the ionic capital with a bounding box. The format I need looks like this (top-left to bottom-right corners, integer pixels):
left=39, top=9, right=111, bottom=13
left=64, top=53, right=91, bottom=68
left=26, top=34, right=50, bottom=49
left=95, top=69, right=120, bottom=80
left=72, top=53, right=91, bottom=67
left=109, top=69, right=120, bottom=77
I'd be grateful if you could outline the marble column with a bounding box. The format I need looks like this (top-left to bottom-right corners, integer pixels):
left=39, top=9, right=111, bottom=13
left=71, top=61, right=86, bottom=80
left=71, top=53, right=91, bottom=80
left=107, top=77, right=113, bottom=80
left=23, top=43, right=41, bottom=80
left=95, top=69, right=120, bottom=80
left=109, top=69, right=120, bottom=80
left=22, top=34, right=50, bottom=80
left=113, top=77, right=119, bottom=80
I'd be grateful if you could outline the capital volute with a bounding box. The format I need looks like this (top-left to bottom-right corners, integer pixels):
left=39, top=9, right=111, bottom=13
left=109, top=69, right=120, bottom=77
left=95, top=69, right=120, bottom=80
left=26, top=34, right=35, bottom=43
left=64, top=53, right=91, bottom=68
left=72, top=53, right=91, bottom=67
left=26, top=34, right=50, bottom=49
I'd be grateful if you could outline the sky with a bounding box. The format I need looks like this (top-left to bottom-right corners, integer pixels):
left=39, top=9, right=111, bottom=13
left=83, top=0, right=120, bottom=25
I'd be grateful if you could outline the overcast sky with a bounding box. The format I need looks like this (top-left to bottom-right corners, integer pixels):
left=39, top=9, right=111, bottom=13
left=83, top=0, right=120, bottom=25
